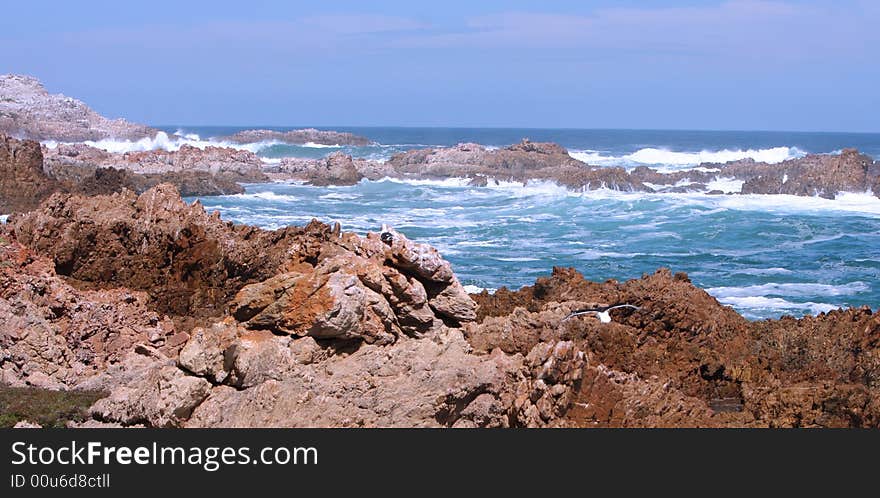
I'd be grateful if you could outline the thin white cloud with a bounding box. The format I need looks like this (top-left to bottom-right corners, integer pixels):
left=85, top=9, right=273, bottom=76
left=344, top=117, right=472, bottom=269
left=389, top=0, right=878, bottom=62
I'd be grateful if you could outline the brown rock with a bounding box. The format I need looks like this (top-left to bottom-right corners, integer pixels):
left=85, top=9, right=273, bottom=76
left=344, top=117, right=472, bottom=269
left=0, top=134, right=58, bottom=213
left=271, top=152, right=363, bottom=186
left=0, top=236, right=182, bottom=390
left=0, top=74, right=157, bottom=141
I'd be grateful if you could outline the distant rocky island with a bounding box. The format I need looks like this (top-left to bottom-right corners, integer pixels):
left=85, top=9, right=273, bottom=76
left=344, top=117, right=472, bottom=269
left=0, top=74, right=370, bottom=146
left=2, top=74, right=879, bottom=428
left=0, top=74, right=157, bottom=141
left=1, top=73, right=878, bottom=212
left=221, top=128, right=372, bottom=146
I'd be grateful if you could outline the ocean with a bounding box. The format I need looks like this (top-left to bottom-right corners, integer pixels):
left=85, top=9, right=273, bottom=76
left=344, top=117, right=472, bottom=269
left=111, top=127, right=880, bottom=319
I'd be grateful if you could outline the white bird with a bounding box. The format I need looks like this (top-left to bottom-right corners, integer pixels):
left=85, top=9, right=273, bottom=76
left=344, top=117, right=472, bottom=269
left=563, top=304, right=640, bottom=323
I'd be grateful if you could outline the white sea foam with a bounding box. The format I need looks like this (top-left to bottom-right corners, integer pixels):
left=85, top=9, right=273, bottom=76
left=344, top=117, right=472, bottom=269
left=319, top=192, right=361, bottom=200
left=456, top=240, right=500, bottom=247
left=42, top=131, right=295, bottom=155
left=463, top=285, right=498, bottom=294
left=301, top=142, right=342, bottom=148
left=712, top=191, right=880, bottom=216
left=563, top=188, right=880, bottom=217
left=715, top=296, right=839, bottom=316
left=570, top=146, right=803, bottom=171
left=234, top=191, right=300, bottom=202
left=706, top=177, right=744, bottom=193
left=493, top=256, right=541, bottom=262
left=734, top=267, right=794, bottom=276
left=375, top=176, right=473, bottom=188
left=706, top=281, right=868, bottom=299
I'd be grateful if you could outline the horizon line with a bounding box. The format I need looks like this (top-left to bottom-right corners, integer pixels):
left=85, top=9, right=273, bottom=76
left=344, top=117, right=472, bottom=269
left=150, top=124, right=880, bottom=135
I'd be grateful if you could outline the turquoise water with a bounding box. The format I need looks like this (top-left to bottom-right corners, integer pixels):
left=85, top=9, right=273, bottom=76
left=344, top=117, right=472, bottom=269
left=191, top=179, right=880, bottom=320
left=162, top=126, right=880, bottom=164
left=149, top=126, right=880, bottom=319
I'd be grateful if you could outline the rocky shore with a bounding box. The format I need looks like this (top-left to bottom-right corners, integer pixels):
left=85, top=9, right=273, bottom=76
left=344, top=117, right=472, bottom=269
left=261, top=140, right=880, bottom=199
left=2, top=185, right=878, bottom=427
left=0, top=134, right=258, bottom=213
left=0, top=73, right=371, bottom=148
left=0, top=75, right=157, bottom=141
left=4, top=129, right=879, bottom=216
left=2, top=74, right=879, bottom=428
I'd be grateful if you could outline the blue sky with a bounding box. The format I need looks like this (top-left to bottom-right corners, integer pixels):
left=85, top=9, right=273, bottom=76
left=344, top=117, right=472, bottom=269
left=1, top=0, right=878, bottom=131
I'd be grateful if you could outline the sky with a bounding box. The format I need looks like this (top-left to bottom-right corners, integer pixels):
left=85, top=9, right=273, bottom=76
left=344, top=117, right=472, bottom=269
left=1, top=0, right=878, bottom=131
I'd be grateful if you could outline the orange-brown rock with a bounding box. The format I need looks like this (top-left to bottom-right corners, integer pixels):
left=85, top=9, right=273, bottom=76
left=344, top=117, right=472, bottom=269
left=0, top=234, right=184, bottom=390
left=0, top=134, right=59, bottom=213
left=5, top=184, right=879, bottom=428
left=469, top=267, right=880, bottom=427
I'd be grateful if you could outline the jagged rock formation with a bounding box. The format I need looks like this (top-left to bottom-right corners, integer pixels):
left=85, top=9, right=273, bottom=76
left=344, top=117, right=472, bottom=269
left=383, top=140, right=646, bottom=190
left=0, top=133, right=259, bottom=214
left=43, top=142, right=267, bottom=194
left=0, top=235, right=185, bottom=391
left=93, top=322, right=582, bottom=428
left=221, top=128, right=371, bottom=146
left=0, top=134, right=59, bottom=213
left=10, top=185, right=304, bottom=326
left=470, top=267, right=880, bottom=427
left=267, top=152, right=365, bottom=186
left=267, top=140, right=878, bottom=200
left=43, top=143, right=267, bottom=179
left=4, top=178, right=880, bottom=428
left=0, top=74, right=157, bottom=141
left=7, top=184, right=582, bottom=427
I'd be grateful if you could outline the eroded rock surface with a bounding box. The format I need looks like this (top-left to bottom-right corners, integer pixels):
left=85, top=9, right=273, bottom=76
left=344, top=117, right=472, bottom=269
left=0, top=235, right=184, bottom=391
left=471, top=267, right=880, bottom=427
left=4, top=186, right=878, bottom=428
left=0, top=134, right=58, bottom=213
left=0, top=74, right=156, bottom=141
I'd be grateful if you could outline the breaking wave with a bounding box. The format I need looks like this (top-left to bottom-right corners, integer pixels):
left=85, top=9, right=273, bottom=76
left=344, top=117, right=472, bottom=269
left=569, top=146, right=805, bottom=171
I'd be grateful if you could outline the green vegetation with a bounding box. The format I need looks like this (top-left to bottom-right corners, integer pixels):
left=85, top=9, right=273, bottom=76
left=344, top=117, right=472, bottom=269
left=0, top=386, right=107, bottom=428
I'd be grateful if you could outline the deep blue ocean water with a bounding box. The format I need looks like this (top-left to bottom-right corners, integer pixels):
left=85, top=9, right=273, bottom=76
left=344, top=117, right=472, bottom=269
left=150, top=127, right=880, bottom=319
left=161, top=126, right=880, bottom=163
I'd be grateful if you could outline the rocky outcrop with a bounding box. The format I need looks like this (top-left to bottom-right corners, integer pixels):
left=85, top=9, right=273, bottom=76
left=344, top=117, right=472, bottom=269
left=221, top=128, right=372, bottom=146
left=277, top=141, right=877, bottom=200
left=267, top=152, right=365, bottom=186
left=0, top=134, right=59, bottom=213
left=44, top=143, right=266, bottom=178
left=5, top=185, right=879, bottom=427
left=95, top=316, right=583, bottom=427
left=0, top=134, right=253, bottom=213
left=0, top=234, right=185, bottom=391
left=0, top=74, right=156, bottom=141
left=733, top=149, right=876, bottom=198
left=43, top=142, right=267, bottom=194
left=9, top=185, right=307, bottom=325
left=6, top=185, right=586, bottom=427
left=228, top=224, right=476, bottom=343
left=470, top=267, right=880, bottom=427
left=630, top=149, right=880, bottom=198
left=8, top=185, right=477, bottom=333
left=383, top=140, right=647, bottom=191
